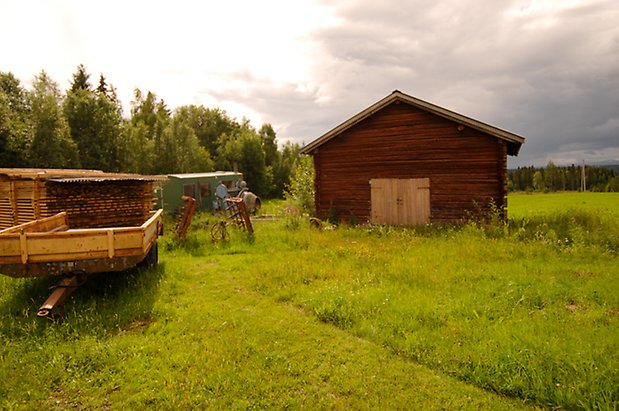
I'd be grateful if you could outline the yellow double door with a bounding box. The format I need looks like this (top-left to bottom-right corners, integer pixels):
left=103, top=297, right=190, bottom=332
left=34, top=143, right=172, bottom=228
left=370, top=178, right=430, bottom=225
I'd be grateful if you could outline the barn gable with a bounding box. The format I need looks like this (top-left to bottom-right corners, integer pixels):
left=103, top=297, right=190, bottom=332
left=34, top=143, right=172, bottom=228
left=300, top=90, right=525, bottom=224
left=301, top=90, right=524, bottom=156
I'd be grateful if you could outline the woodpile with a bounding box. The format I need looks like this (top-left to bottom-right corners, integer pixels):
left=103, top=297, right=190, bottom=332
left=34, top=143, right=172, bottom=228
left=0, top=169, right=165, bottom=229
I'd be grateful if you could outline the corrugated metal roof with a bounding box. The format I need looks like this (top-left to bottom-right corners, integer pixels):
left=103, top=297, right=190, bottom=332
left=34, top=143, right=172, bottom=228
left=0, top=168, right=167, bottom=182
left=300, top=90, right=526, bottom=156
left=167, top=171, right=242, bottom=179
left=48, top=177, right=164, bottom=183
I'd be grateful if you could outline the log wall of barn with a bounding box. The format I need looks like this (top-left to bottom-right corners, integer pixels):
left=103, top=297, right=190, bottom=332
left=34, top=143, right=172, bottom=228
left=312, top=102, right=508, bottom=223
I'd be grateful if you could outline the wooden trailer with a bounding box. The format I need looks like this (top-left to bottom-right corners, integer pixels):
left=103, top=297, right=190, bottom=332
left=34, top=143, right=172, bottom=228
left=0, top=168, right=165, bottom=315
left=0, top=209, right=163, bottom=278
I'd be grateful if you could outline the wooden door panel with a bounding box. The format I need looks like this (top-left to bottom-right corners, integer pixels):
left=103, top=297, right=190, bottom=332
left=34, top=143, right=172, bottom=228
left=371, top=178, right=430, bottom=225
left=370, top=179, right=390, bottom=224
left=409, top=178, right=430, bottom=225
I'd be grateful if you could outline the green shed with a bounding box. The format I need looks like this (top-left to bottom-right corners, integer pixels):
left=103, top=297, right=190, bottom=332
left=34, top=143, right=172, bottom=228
left=161, top=172, right=243, bottom=213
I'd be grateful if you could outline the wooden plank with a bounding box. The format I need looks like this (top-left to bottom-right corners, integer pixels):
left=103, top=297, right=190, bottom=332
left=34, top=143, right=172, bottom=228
left=370, top=179, right=383, bottom=224
left=0, top=254, right=21, bottom=264
left=26, top=232, right=109, bottom=256
left=141, top=212, right=161, bottom=250
left=411, top=178, right=430, bottom=224
left=0, top=237, right=20, bottom=257
left=107, top=229, right=115, bottom=258
left=399, top=179, right=413, bottom=224
left=112, top=231, right=143, bottom=250
left=370, top=179, right=395, bottom=225
left=9, top=180, right=18, bottom=225
left=25, top=248, right=143, bottom=263
left=19, top=232, right=28, bottom=264
left=0, top=212, right=68, bottom=235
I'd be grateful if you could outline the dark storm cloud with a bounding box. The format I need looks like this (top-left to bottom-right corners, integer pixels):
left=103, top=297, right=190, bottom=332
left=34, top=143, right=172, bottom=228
left=211, top=1, right=619, bottom=166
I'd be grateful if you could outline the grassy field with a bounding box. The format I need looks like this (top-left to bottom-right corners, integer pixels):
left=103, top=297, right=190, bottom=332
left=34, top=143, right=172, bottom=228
left=508, top=191, right=619, bottom=217
left=1, top=192, right=617, bottom=409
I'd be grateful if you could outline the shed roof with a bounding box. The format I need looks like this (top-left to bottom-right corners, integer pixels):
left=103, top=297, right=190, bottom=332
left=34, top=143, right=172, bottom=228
left=300, top=90, right=525, bottom=156
left=167, top=171, right=242, bottom=180
left=0, top=168, right=166, bottom=182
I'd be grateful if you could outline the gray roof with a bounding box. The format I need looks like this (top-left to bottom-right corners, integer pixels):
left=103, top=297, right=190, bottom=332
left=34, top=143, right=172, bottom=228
left=168, top=171, right=242, bottom=179
left=0, top=168, right=167, bottom=182
left=300, top=90, right=525, bottom=156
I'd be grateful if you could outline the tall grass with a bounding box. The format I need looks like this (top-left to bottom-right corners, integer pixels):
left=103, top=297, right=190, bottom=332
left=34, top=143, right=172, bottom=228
left=242, top=195, right=619, bottom=410
left=0, top=193, right=617, bottom=409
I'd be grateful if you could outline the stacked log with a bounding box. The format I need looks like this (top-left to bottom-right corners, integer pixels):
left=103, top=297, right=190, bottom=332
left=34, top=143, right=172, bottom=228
left=0, top=169, right=164, bottom=229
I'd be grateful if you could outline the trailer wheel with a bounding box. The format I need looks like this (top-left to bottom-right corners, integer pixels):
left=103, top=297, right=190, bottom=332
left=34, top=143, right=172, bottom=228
left=143, top=241, right=158, bottom=268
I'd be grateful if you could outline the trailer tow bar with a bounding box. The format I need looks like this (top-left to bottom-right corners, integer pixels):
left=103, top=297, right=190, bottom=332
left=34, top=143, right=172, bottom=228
left=37, top=272, right=91, bottom=317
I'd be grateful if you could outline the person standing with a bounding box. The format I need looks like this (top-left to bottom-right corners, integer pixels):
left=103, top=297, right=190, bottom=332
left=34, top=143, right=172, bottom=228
left=215, top=181, right=229, bottom=211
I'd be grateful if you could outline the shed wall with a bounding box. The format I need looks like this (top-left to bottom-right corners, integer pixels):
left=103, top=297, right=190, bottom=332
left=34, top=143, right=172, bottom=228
left=312, top=102, right=508, bottom=223
left=162, top=174, right=242, bottom=213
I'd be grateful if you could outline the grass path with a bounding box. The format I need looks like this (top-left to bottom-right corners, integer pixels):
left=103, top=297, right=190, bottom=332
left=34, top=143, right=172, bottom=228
left=121, top=254, right=531, bottom=409
left=1, top=250, right=532, bottom=409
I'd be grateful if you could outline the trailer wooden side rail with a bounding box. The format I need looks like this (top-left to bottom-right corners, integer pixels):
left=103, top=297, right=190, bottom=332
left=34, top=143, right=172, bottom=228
left=0, top=209, right=163, bottom=278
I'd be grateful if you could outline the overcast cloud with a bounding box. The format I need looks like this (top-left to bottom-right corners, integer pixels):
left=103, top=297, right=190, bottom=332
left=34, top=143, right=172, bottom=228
left=1, top=0, right=618, bottom=167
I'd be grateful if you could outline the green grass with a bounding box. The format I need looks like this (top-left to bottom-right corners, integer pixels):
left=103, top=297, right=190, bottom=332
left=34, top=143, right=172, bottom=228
left=1, top=193, right=617, bottom=409
left=508, top=191, right=619, bottom=217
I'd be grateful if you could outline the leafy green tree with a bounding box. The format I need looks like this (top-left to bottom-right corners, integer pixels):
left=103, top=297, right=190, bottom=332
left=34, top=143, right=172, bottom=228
left=239, top=130, right=271, bottom=197
left=120, top=89, right=170, bottom=174
left=0, top=72, right=30, bottom=166
left=259, top=123, right=278, bottom=167
left=566, top=164, right=580, bottom=190
left=130, top=89, right=159, bottom=135
left=96, top=75, right=123, bottom=118
left=70, top=64, right=91, bottom=92
left=532, top=170, right=546, bottom=192
left=544, top=160, right=557, bottom=191
left=284, top=155, right=315, bottom=214
left=257, top=123, right=282, bottom=197
left=217, top=126, right=271, bottom=196
left=156, top=114, right=214, bottom=174
left=0, top=68, right=302, bottom=188
left=117, top=121, right=154, bottom=174
left=96, top=74, right=108, bottom=96
left=510, top=163, right=618, bottom=193
left=606, top=176, right=619, bottom=192
left=28, top=71, right=79, bottom=168
left=174, top=105, right=237, bottom=156
left=270, top=141, right=300, bottom=198
left=63, top=65, right=122, bottom=171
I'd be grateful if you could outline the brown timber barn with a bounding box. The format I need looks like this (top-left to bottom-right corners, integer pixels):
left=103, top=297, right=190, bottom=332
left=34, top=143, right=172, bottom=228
left=300, top=90, right=525, bottom=225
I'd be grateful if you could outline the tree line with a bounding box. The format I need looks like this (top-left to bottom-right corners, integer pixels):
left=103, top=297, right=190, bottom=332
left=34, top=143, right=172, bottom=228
left=5, top=67, right=616, bottom=198
left=0, top=66, right=302, bottom=198
left=509, top=161, right=619, bottom=192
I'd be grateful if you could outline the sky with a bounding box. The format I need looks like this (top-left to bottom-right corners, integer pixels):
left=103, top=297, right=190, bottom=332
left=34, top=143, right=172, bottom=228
left=1, top=0, right=618, bottom=167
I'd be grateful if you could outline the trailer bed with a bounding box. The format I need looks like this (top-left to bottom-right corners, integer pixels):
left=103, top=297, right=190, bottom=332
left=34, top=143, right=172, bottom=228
left=0, top=209, right=163, bottom=278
